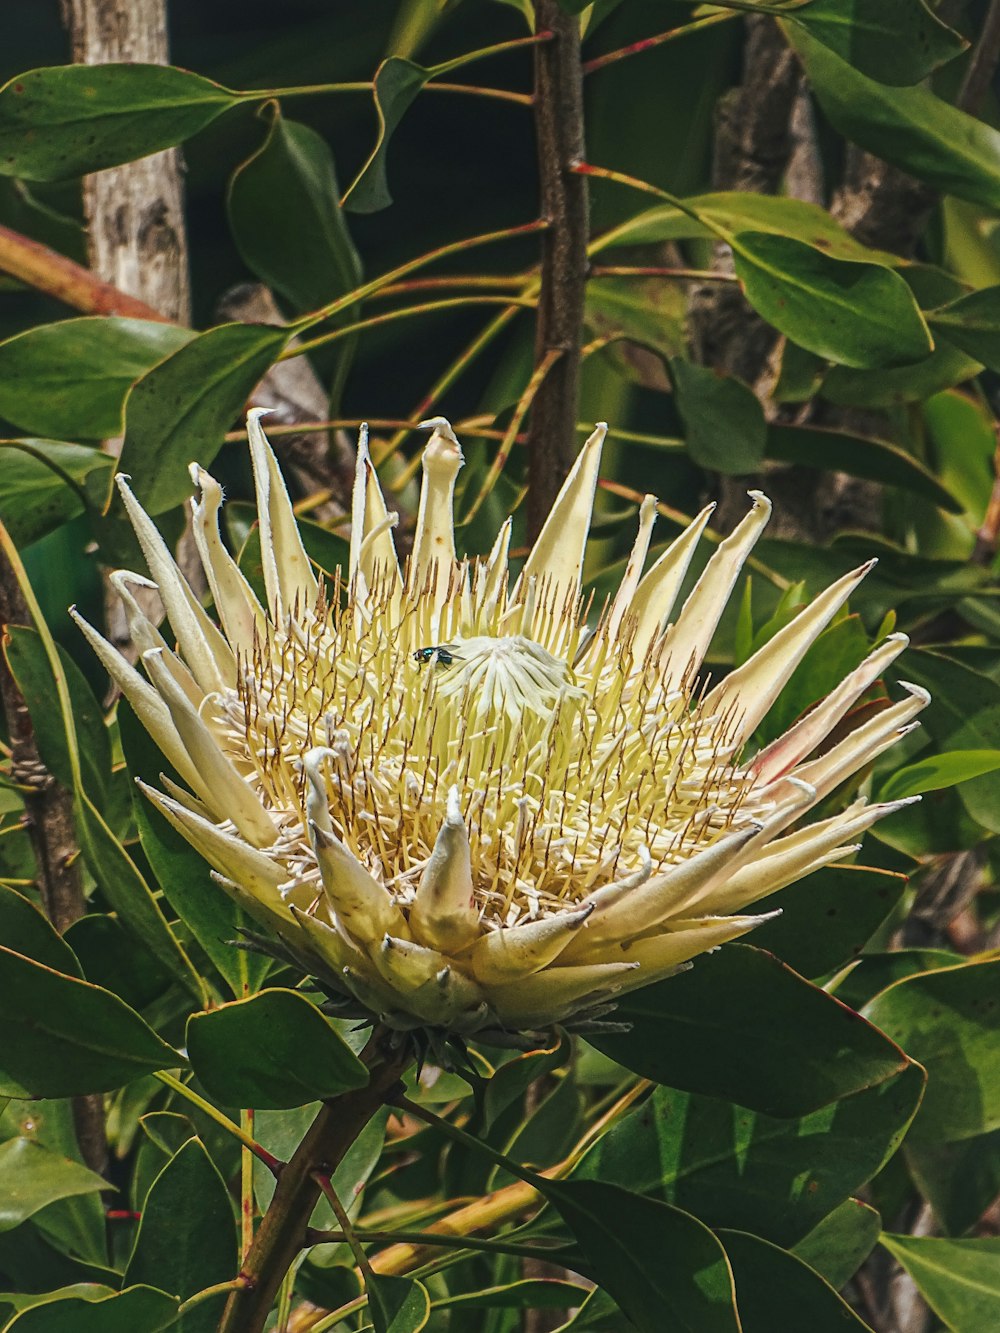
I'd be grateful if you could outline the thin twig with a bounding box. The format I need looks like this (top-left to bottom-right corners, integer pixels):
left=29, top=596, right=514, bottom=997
left=958, top=0, right=1000, bottom=115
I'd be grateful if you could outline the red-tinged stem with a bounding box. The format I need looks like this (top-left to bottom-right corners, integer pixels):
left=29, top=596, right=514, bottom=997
left=285, top=294, right=538, bottom=359
left=582, top=11, right=733, bottom=75
left=0, top=222, right=173, bottom=322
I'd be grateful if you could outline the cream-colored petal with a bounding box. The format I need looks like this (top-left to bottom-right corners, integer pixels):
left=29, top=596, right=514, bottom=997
left=246, top=407, right=318, bottom=618
left=409, top=787, right=479, bottom=952
left=71, top=609, right=209, bottom=801
left=116, top=476, right=235, bottom=693
left=409, top=419, right=463, bottom=624
left=616, top=911, right=780, bottom=976
left=143, top=648, right=278, bottom=846
left=564, top=822, right=762, bottom=959
left=309, top=822, right=408, bottom=944
left=484, top=959, right=637, bottom=1028
left=110, top=572, right=205, bottom=707
left=189, top=463, right=265, bottom=657
left=605, top=494, right=657, bottom=644
left=701, top=796, right=918, bottom=914
left=138, top=781, right=287, bottom=903
left=658, top=491, right=772, bottom=686
left=473, top=516, right=512, bottom=629
left=469, top=904, right=593, bottom=985
left=771, top=684, right=929, bottom=806
left=515, top=423, right=607, bottom=606
left=623, top=502, right=716, bottom=665
left=750, top=632, right=909, bottom=785
left=703, top=559, right=877, bottom=744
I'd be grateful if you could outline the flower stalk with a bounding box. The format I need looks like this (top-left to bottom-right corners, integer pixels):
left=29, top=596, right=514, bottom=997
left=219, top=1039, right=411, bottom=1333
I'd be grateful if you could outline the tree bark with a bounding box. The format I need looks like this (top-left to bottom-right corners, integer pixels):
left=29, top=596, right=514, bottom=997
left=59, top=0, right=191, bottom=324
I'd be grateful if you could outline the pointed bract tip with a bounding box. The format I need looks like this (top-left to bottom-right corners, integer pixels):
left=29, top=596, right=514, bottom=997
left=445, top=785, right=464, bottom=826
left=898, top=681, right=931, bottom=704
left=246, top=406, right=275, bottom=425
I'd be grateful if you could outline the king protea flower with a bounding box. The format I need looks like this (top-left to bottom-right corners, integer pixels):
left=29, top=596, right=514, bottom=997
left=75, top=412, right=925, bottom=1039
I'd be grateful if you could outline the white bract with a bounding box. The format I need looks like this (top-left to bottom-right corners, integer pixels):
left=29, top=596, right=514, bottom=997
left=77, top=412, right=925, bottom=1036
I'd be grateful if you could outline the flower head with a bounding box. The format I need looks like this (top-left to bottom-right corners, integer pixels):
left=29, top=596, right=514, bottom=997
left=77, top=412, right=925, bottom=1039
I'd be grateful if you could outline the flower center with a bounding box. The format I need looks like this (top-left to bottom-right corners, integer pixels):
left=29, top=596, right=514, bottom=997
left=429, top=634, right=584, bottom=724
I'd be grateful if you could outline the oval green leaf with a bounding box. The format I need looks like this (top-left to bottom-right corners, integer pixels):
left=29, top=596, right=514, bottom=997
left=342, top=58, right=429, bottom=213
left=124, top=1138, right=236, bottom=1327
left=186, top=989, right=369, bottom=1109
left=879, top=748, right=1000, bottom=802
left=669, top=358, right=767, bottom=473
left=928, top=285, right=1000, bottom=371
left=539, top=1180, right=741, bottom=1333
left=722, top=1229, right=873, bottom=1330
left=0, top=318, right=192, bottom=440
left=864, top=958, right=1000, bottom=1141
left=0, top=1137, right=107, bottom=1233
left=0, top=946, right=181, bottom=1097
left=0, top=440, right=113, bottom=548
left=590, top=944, right=910, bottom=1116
left=367, top=1273, right=431, bottom=1333
left=118, top=322, right=288, bottom=514
left=0, top=64, right=239, bottom=182
left=787, top=0, right=966, bottom=86
left=731, top=231, right=933, bottom=369
left=4, top=1286, right=179, bottom=1333
left=881, top=1234, right=1000, bottom=1333
left=0, top=882, right=82, bottom=976
left=788, top=27, right=1000, bottom=212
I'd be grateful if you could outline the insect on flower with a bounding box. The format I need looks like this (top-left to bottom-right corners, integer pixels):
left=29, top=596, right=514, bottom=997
left=75, top=411, right=927, bottom=1044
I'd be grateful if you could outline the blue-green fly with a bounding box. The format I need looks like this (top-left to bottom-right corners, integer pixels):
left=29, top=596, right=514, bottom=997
left=413, top=645, right=457, bottom=667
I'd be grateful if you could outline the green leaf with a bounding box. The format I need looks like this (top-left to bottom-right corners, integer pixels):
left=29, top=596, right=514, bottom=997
left=864, top=959, right=1000, bottom=1141
left=731, top=232, right=933, bottom=369
left=669, top=358, right=766, bottom=473
left=119, top=700, right=268, bottom=998
left=928, top=286, right=1000, bottom=372
left=367, top=1274, right=431, bottom=1333
left=721, top=1229, right=873, bottom=1329
left=74, top=787, right=205, bottom=1001
left=907, top=1130, right=1000, bottom=1236
left=0, top=1137, right=106, bottom=1232
left=749, top=864, right=906, bottom=980
left=767, top=423, right=963, bottom=513
left=879, top=749, right=1000, bottom=801
left=590, top=944, right=910, bottom=1115
left=6, top=625, right=111, bottom=807
left=0, top=882, right=82, bottom=976
left=3, top=1286, right=179, bottom=1333
left=124, top=1138, right=236, bottom=1332
left=576, top=1066, right=924, bottom=1247
left=0, top=440, right=113, bottom=547
left=755, top=612, right=873, bottom=743
left=0, top=946, right=181, bottom=1096
left=596, top=192, right=900, bottom=266
left=228, top=108, right=361, bottom=314
left=0, top=64, right=239, bottom=182
left=832, top=949, right=961, bottom=1012
left=0, top=318, right=192, bottom=439
left=584, top=276, right=686, bottom=365
left=792, top=1199, right=882, bottom=1289
left=65, top=914, right=172, bottom=1011
left=118, top=322, right=288, bottom=515
left=881, top=1234, right=1000, bottom=1332
left=186, top=989, right=369, bottom=1109
left=786, top=0, right=966, bottom=86
left=788, top=27, right=1000, bottom=212
left=342, top=58, right=428, bottom=213
left=539, top=1180, right=741, bottom=1333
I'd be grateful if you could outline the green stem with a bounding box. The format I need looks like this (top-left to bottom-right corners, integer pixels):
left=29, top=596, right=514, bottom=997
left=284, top=294, right=538, bottom=359
left=289, top=219, right=547, bottom=336
left=309, top=1226, right=565, bottom=1264
left=218, top=1043, right=411, bottom=1333
left=176, top=1278, right=248, bottom=1316
left=581, top=11, right=733, bottom=75
left=154, top=1071, right=281, bottom=1173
